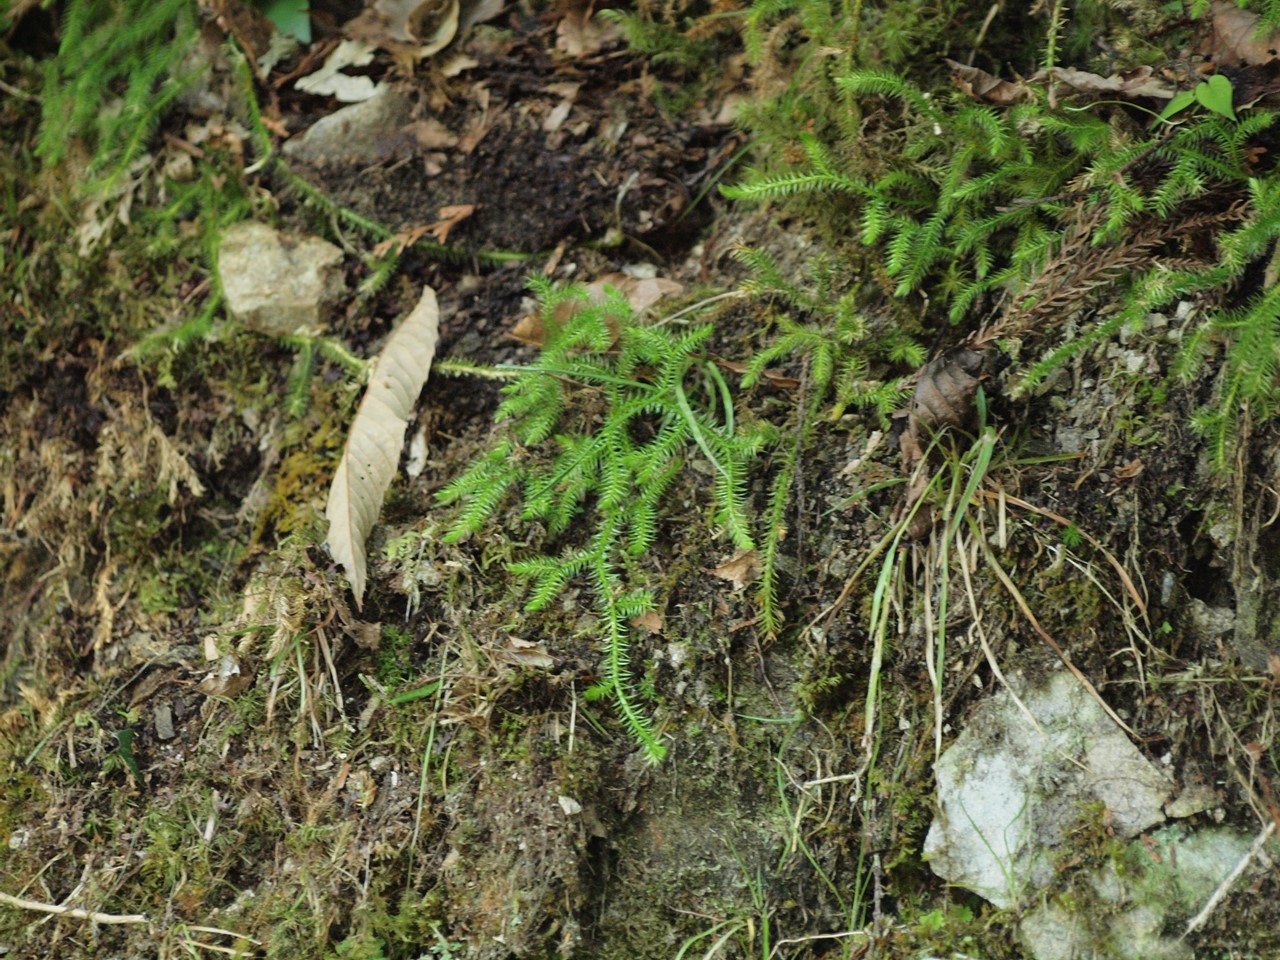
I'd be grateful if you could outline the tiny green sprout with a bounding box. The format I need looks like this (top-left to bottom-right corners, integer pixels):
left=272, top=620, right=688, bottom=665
left=1060, top=522, right=1084, bottom=548
left=116, top=729, right=143, bottom=783
left=1159, top=74, right=1237, bottom=124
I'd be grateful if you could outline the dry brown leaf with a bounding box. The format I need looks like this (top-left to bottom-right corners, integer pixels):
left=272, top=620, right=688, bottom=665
left=510, top=311, right=546, bottom=346
left=510, top=273, right=681, bottom=347
left=629, top=609, right=664, bottom=633
left=906, top=349, right=986, bottom=443
left=208, top=0, right=276, bottom=66
left=1203, top=1, right=1280, bottom=66
left=898, top=349, right=987, bottom=540
left=709, top=549, right=762, bottom=591
left=713, top=355, right=801, bottom=389
left=196, top=655, right=254, bottom=698
left=1038, top=65, right=1174, bottom=100
left=585, top=273, right=684, bottom=314
left=404, top=118, right=458, bottom=150
left=326, top=287, right=441, bottom=608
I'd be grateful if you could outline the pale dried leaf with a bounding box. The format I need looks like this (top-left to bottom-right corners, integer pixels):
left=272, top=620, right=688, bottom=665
left=404, top=117, right=458, bottom=149
left=709, top=549, right=762, bottom=591
left=326, top=287, right=441, bottom=608
left=498, top=637, right=557, bottom=669
left=585, top=273, right=684, bottom=314
left=346, top=0, right=459, bottom=58
left=1038, top=65, right=1175, bottom=100
left=946, top=58, right=1175, bottom=104
left=555, top=4, right=620, bottom=56
left=296, top=39, right=380, bottom=101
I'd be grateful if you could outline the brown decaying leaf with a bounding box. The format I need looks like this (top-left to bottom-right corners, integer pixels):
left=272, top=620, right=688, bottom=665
left=709, top=549, right=762, bottom=591
left=1203, top=1, right=1280, bottom=67
left=906, top=349, right=985, bottom=441
left=1114, top=458, right=1144, bottom=481
left=326, top=287, right=441, bottom=608
left=714, top=355, right=801, bottom=389
left=554, top=0, right=621, bottom=57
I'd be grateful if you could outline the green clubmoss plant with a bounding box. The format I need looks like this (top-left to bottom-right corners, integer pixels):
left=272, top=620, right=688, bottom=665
left=38, top=0, right=200, bottom=192
left=734, top=245, right=921, bottom=633
left=438, top=278, right=775, bottom=761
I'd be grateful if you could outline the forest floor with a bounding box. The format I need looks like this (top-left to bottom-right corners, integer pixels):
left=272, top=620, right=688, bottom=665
left=3, top=2, right=1280, bottom=959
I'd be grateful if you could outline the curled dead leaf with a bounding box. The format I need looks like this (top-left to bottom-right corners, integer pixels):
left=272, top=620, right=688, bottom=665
left=944, top=59, right=1031, bottom=105
left=709, top=549, right=762, bottom=591
left=346, top=0, right=461, bottom=59
left=945, top=58, right=1176, bottom=104
left=907, top=348, right=986, bottom=440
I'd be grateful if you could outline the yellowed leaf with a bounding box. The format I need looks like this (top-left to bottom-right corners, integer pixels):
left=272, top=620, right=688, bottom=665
left=326, top=287, right=441, bottom=608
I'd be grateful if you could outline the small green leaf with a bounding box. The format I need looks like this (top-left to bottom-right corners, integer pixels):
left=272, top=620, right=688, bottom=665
left=1194, top=74, right=1236, bottom=121
left=255, top=0, right=311, bottom=43
left=116, top=729, right=143, bottom=784
left=1157, top=89, right=1196, bottom=123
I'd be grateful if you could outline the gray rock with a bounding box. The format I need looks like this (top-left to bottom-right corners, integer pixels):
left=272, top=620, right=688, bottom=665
left=282, top=86, right=416, bottom=166
left=217, top=222, right=344, bottom=336
left=924, top=670, right=1172, bottom=909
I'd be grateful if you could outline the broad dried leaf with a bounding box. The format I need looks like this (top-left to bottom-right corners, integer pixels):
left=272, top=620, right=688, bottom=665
left=510, top=272, right=681, bottom=347
left=629, top=609, right=665, bottom=633
left=1203, top=1, right=1280, bottom=66
left=555, top=2, right=620, bottom=56
left=326, top=287, right=441, bottom=608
